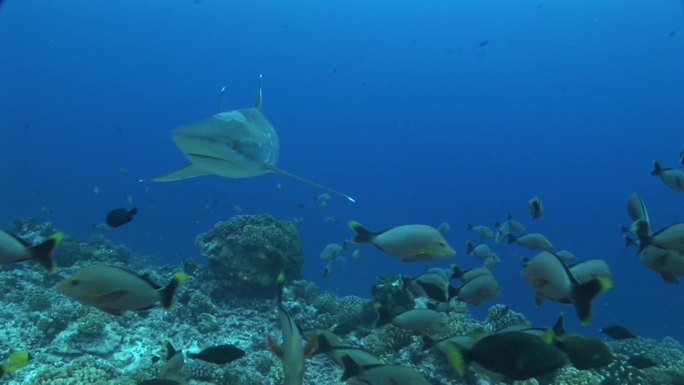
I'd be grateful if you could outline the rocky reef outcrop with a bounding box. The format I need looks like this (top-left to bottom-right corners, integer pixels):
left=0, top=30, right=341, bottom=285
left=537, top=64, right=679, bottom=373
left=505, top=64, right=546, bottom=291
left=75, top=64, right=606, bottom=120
left=195, top=214, right=304, bottom=299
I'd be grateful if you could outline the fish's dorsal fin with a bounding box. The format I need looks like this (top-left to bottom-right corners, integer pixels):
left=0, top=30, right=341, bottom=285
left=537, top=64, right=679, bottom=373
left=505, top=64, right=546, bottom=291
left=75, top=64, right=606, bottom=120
left=4, top=231, right=31, bottom=247
left=254, top=74, right=263, bottom=110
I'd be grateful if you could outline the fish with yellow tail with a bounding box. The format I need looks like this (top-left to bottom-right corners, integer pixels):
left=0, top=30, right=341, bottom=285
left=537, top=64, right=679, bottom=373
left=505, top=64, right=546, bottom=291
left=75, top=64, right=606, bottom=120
left=55, top=264, right=187, bottom=315
left=446, top=331, right=565, bottom=382
left=521, top=251, right=613, bottom=325
left=0, top=230, right=63, bottom=272
left=268, top=272, right=317, bottom=385
left=0, top=351, right=30, bottom=379
left=348, top=221, right=455, bottom=262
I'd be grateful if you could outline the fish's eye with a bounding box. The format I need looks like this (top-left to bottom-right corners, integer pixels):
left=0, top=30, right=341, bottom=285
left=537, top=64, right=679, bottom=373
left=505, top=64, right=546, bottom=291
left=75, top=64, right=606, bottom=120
left=70, top=279, right=80, bottom=286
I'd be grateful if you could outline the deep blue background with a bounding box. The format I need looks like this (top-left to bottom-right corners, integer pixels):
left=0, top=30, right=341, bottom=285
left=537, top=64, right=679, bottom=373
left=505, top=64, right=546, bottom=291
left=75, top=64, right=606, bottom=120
left=1, top=0, right=683, bottom=340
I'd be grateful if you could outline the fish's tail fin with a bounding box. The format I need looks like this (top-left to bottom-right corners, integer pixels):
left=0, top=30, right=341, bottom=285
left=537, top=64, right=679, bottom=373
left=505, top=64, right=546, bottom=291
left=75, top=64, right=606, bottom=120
left=0, top=351, right=30, bottom=376
left=631, top=219, right=651, bottom=250
left=400, top=276, right=412, bottom=291
left=340, top=353, right=364, bottom=381
left=164, top=340, right=179, bottom=361
left=421, top=335, right=436, bottom=350
left=572, top=277, right=613, bottom=326
left=624, top=235, right=638, bottom=248
left=450, top=263, right=463, bottom=280
left=446, top=342, right=469, bottom=377
left=506, top=234, right=518, bottom=245
left=30, top=232, right=63, bottom=273
left=466, top=241, right=475, bottom=255
left=372, top=303, right=393, bottom=328
left=552, top=313, right=566, bottom=336
left=651, top=160, right=663, bottom=176
left=316, top=332, right=335, bottom=354
left=348, top=221, right=375, bottom=243
left=447, top=284, right=458, bottom=300
left=467, top=223, right=474, bottom=231
left=303, top=333, right=318, bottom=358
left=160, top=272, right=188, bottom=310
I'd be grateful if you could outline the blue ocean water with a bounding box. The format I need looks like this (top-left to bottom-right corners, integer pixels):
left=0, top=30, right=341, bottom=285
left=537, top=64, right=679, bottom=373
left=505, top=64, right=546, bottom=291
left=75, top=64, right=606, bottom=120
left=1, top=0, right=683, bottom=344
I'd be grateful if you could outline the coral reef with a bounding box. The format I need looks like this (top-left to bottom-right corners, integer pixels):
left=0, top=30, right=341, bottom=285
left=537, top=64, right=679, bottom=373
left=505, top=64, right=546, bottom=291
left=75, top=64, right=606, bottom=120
left=195, top=214, right=304, bottom=298
left=484, top=304, right=530, bottom=331
left=11, top=217, right=133, bottom=267
left=2, top=220, right=684, bottom=385
left=370, top=274, right=415, bottom=312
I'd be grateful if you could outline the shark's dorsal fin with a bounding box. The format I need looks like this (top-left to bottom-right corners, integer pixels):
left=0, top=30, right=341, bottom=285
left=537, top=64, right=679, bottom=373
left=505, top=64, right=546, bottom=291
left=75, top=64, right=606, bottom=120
left=254, top=74, right=263, bottom=110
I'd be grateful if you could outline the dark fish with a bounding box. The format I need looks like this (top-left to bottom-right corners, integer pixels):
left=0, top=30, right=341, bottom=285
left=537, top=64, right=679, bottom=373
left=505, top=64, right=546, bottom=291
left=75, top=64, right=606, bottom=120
left=554, top=335, right=612, bottom=369
left=528, top=196, right=543, bottom=219
left=671, top=30, right=678, bottom=37
left=479, top=40, right=489, bottom=47
left=187, top=344, right=245, bottom=365
left=322, top=263, right=332, bottom=278
left=600, top=325, right=637, bottom=340
left=627, top=354, right=658, bottom=369
left=106, top=208, right=138, bottom=228
left=401, top=272, right=455, bottom=303
left=447, top=332, right=566, bottom=381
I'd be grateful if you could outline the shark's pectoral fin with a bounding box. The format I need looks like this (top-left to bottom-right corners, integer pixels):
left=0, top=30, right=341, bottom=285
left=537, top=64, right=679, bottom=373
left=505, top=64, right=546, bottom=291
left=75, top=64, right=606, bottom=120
left=266, top=166, right=356, bottom=203
left=150, top=164, right=209, bottom=182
